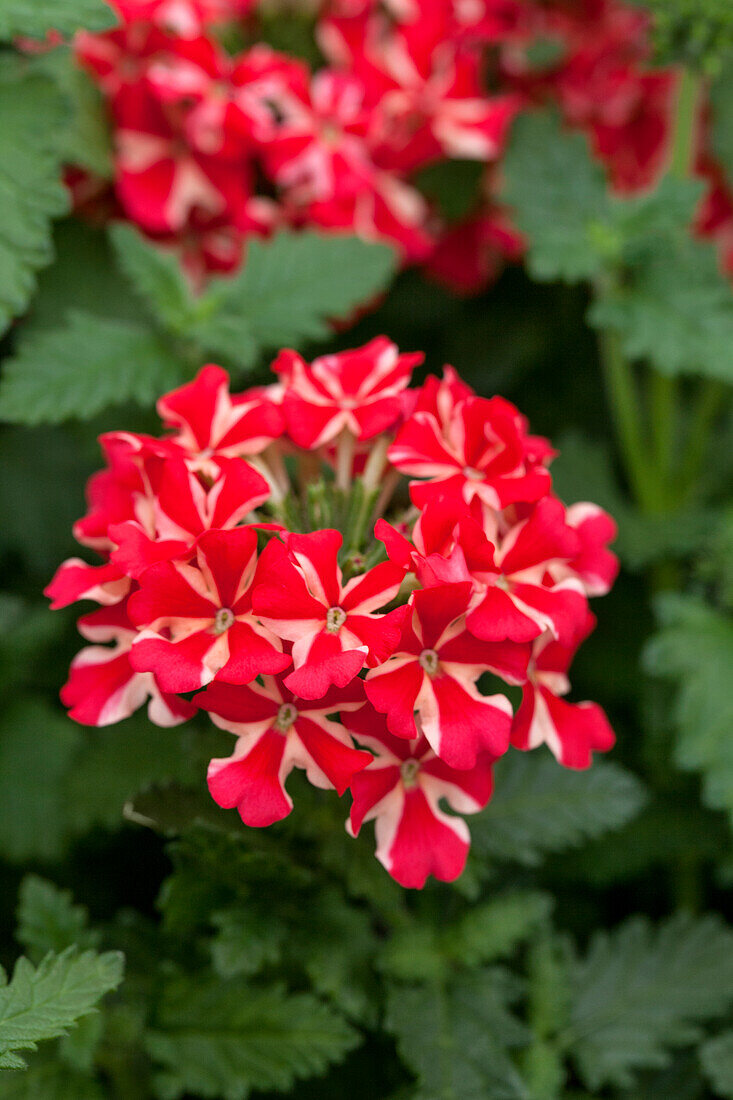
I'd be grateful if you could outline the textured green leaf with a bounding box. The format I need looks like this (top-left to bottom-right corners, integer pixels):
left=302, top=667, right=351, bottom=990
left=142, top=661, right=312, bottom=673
left=0, top=311, right=185, bottom=424
left=565, top=913, right=733, bottom=1089
left=379, top=891, right=552, bottom=982
left=110, top=225, right=200, bottom=334
left=0, top=700, right=81, bottom=862
left=145, top=979, right=358, bottom=1100
left=701, top=1030, right=733, bottom=1098
left=502, top=111, right=610, bottom=283
left=643, top=592, right=733, bottom=823
left=110, top=227, right=397, bottom=371
left=205, top=230, right=398, bottom=364
left=470, top=750, right=646, bottom=866
left=0, top=66, right=69, bottom=334
left=385, top=969, right=530, bottom=1100
left=0, top=0, right=115, bottom=38
left=209, top=907, right=285, bottom=979
left=589, top=233, right=733, bottom=381
left=31, top=47, right=112, bottom=177
left=16, top=877, right=98, bottom=964
left=0, top=947, right=123, bottom=1070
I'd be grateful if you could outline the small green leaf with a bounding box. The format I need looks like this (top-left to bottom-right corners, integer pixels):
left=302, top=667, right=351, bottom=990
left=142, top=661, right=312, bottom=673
left=0, top=0, right=115, bottom=39
left=0, top=311, right=185, bottom=425
left=470, top=750, right=646, bottom=867
left=565, top=913, right=733, bottom=1089
left=502, top=111, right=610, bottom=283
left=17, top=877, right=98, bottom=964
left=0, top=947, right=123, bottom=1070
left=588, top=233, right=733, bottom=381
left=205, top=230, right=398, bottom=364
left=644, top=592, right=733, bottom=823
left=145, top=979, right=358, bottom=1100
left=385, top=969, right=530, bottom=1100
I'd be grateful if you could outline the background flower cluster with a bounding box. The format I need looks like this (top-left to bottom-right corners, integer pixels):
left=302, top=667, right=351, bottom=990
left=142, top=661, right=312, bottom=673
left=69, top=0, right=733, bottom=290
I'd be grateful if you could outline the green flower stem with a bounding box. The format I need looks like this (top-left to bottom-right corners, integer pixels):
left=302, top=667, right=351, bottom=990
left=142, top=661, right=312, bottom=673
left=597, top=327, right=658, bottom=512
left=645, top=66, right=703, bottom=511
left=680, top=379, right=728, bottom=500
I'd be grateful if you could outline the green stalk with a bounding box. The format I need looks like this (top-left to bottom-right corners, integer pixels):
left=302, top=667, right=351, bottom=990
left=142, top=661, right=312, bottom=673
left=597, top=326, right=657, bottom=511
left=680, top=379, right=727, bottom=501
left=646, top=67, right=702, bottom=508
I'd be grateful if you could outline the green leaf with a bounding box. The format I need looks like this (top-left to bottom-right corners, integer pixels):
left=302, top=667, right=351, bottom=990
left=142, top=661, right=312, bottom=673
left=451, top=891, right=553, bottom=968
left=0, top=65, right=69, bottom=334
left=701, top=1030, right=733, bottom=1099
left=209, top=907, right=285, bottom=979
left=145, top=979, right=358, bottom=1100
left=0, top=947, right=123, bottom=1070
left=385, top=969, right=530, bottom=1100
left=0, top=700, right=81, bottom=862
left=110, top=226, right=397, bottom=372
left=16, top=878, right=98, bottom=964
left=502, top=111, right=610, bottom=283
left=203, top=231, right=398, bottom=365
left=0, top=310, right=185, bottom=425
left=588, top=233, right=733, bottom=381
left=643, top=592, right=733, bottom=823
left=0, top=0, right=115, bottom=39
left=470, top=750, right=646, bottom=867
left=109, top=225, right=202, bottom=335
left=379, top=891, right=552, bottom=982
left=564, top=913, right=733, bottom=1089
left=31, top=47, right=112, bottom=177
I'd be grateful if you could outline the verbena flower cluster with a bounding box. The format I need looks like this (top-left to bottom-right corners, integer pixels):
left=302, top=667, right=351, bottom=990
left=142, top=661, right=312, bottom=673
left=70, top=0, right=733, bottom=291
left=48, top=340, right=618, bottom=888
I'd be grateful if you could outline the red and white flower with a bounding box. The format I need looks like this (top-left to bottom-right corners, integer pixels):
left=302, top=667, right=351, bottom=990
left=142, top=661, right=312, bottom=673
left=272, top=337, right=423, bottom=449
left=128, top=525, right=289, bottom=692
left=200, top=675, right=371, bottom=825
left=61, top=600, right=196, bottom=727
left=344, top=701, right=495, bottom=888
left=511, top=618, right=615, bottom=769
left=254, top=528, right=406, bottom=699
left=365, top=582, right=527, bottom=769
left=157, top=364, right=284, bottom=464
left=389, top=375, right=552, bottom=511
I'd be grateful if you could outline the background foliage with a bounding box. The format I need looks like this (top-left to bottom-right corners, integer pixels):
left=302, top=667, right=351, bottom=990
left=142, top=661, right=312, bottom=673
left=0, top=1, right=732, bottom=1097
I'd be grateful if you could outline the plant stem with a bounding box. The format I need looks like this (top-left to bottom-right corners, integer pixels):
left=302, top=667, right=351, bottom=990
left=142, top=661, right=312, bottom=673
left=679, top=379, right=727, bottom=501
left=597, top=327, right=657, bottom=511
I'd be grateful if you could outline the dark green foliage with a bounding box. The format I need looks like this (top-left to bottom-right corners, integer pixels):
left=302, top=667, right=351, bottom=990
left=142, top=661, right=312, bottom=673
left=564, top=914, right=733, bottom=1088
left=145, top=979, right=358, bottom=1100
